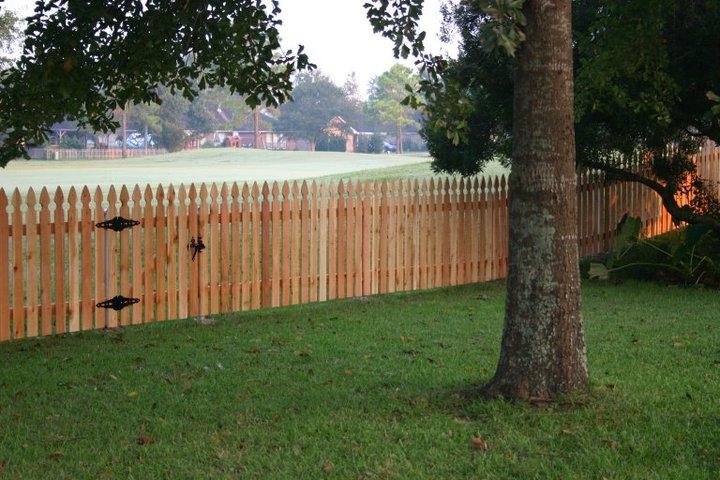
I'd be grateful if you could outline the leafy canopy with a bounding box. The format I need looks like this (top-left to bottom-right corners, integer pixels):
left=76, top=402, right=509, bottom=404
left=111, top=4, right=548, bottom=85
left=0, top=0, right=312, bottom=166
left=422, top=0, right=720, bottom=233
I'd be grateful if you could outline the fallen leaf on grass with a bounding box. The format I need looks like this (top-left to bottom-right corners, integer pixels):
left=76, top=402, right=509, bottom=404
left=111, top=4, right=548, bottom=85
left=322, top=461, right=334, bottom=473
left=48, top=451, right=64, bottom=460
left=294, top=350, right=310, bottom=357
left=0, top=460, right=6, bottom=472
left=470, top=436, right=491, bottom=451
left=560, top=428, right=573, bottom=435
left=344, top=369, right=353, bottom=376
left=136, top=435, right=154, bottom=446
left=602, top=439, right=620, bottom=449
left=453, top=416, right=470, bottom=424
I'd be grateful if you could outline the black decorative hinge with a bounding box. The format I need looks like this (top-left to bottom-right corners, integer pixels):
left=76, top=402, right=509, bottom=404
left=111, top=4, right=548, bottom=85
left=96, top=295, right=140, bottom=311
left=96, top=216, right=140, bottom=232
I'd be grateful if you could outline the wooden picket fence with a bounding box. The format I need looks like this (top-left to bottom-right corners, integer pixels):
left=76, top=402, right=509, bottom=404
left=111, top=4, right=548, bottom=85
left=0, top=147, right=718, bottom=342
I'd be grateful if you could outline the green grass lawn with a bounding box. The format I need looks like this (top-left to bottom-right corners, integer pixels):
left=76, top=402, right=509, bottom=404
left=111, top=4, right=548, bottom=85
left=0, top=281, right=718, bottom=479
left=313, top=159, right=509, bottom=183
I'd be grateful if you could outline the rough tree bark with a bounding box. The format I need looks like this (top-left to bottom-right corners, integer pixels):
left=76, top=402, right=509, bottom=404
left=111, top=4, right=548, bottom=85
left=484, top=0, right=588, bottom=402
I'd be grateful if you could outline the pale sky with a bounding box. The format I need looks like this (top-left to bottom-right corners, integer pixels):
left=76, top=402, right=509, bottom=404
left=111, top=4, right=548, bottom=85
left=2, top=0, right=456, bottom=98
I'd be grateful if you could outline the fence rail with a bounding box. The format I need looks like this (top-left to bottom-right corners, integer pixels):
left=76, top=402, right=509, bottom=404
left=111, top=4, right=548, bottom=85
left=1, top=147, right=718, bottom=342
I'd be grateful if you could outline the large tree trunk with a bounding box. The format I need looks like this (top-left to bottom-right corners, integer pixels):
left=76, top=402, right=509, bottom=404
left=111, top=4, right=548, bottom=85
left=484, top=0, right=588, bottom=402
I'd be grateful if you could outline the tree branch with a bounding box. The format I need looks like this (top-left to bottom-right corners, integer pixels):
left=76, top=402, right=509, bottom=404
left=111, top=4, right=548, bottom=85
left=583, top=160, right=720, bottom=237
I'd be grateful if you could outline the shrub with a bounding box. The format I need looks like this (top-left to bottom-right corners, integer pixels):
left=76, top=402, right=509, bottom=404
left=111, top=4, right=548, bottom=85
left=160, top=123, right=186, bottom=152
left=603, top=218, right=720, bottom=288
left=316, top=134, right=346, bottom=152
left=368, top=133, right=385, bottom=154
left=59, top=136, right=85, bottom=149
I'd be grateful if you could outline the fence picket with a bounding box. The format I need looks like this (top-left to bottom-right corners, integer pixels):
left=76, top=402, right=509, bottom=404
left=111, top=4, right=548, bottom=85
left=209, top=184, right=220, bottom=314
left=131, top=186, right=143, bottom=323
left=0, top=190, right=8, bottom=341
left=39, top=189, right=52, bottom=335
left=167, top=185, right=178, bottom=321
left=219, top=184, right=230, bottom=313
left=271, top=182, right=281, bottom=307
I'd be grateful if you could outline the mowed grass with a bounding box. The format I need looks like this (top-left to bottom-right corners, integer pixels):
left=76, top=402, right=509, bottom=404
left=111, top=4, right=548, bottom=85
left=314, top=159, right=510, bottom=183
left=0, top=281, right=718, bottom=479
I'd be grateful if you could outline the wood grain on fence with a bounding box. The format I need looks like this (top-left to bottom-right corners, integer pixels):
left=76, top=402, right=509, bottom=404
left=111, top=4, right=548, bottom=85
left=2, top=147, right=718, bottom=341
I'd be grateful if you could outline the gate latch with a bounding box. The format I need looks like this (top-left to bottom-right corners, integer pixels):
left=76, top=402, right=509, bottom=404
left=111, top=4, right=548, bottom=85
left=188, top=236, right=206, bottom=261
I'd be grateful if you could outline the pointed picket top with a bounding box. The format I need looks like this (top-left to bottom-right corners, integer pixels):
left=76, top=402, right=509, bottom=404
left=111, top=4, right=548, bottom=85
left=379, top=179, right=387, bottom=195
left=218, top=183, right=227, bottom=207
left=429, top=177, right=435, bottom=193
left=156, top=184, right=165, bottom=203
left=354, top=179, right=362, bottom=197
left=493, top=175, right=500, bottom=192
left=421, top=178, right=428, bottom=194
left=251, top=181, right=259, bottom=198
left=500, top=174, right=507, bottom=192
left=311, top=179, right=318, bottom=196
left=80, top=185, right=91, bottom=204
left=298, top=179, right=307, bottom=198
left=280, top=180, right=289, bottom=198
left=319, top=180, right=326, bottom=197
left=0, top=188, right=7, bottom=211
left=328, top=180, right=335, bottom=200
left=39, top=186, right=50, bottom=204
left=209, top=183, right=218, bottom=200
left=337, top=179, right=345, bottom=195
left=397, top=178, right=404, bottom=195
left=143, top=184, right=153, bottom=203
left=11, top=188, right=21, bottom=214
left=199, top=183, right=209, bottom=203
left=473, top=176, right=480, bottom=192
left=241, top=182, right=249, bottom=199
left=93, top=185, right=102, bottom=206
left=27, top=187, right=37, bottom=209
left=480, top=176, right=487, bottom=192
left=107, top=186, right=117, bottom=210
left=271, top=181, right=279, bottom=197
left=413, top=178, right=420, bottom=193
left=68, top=186, right=78, bottom=205
left=231, top=182, right=240, bottom=199
left=262, top=181, right=270, bottom=198
left=291, top=180, right=299, bottom=197
left=459, top=177, right=466, bottom=195
left=347, top=179, right=355, bottom=196
left=120, top=185, right=130, bottom=204
left=443, top=177, right=450, bottom=192
left=166, top=184, right=175, bottom=203
left=178, top=184, right=187, bottom=203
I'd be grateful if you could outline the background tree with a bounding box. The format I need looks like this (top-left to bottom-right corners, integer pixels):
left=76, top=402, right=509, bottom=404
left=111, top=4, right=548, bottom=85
left=156, top=90, right=190, bottom=152
left=0, top=9, right=20, bottom=68
left=275, top=71, right=355, bottom=150
left=0, top=0, right=312, bottom=166
left=424, top=0, right=720, bottom=235
left=369, top=64, right=420, bottom=154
